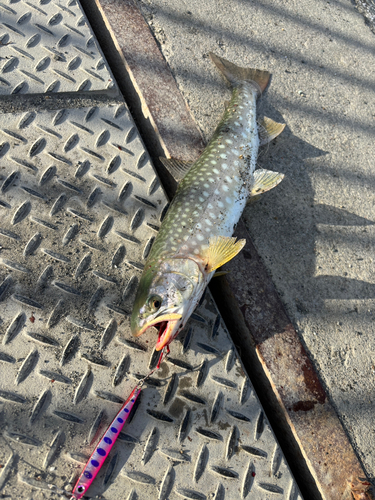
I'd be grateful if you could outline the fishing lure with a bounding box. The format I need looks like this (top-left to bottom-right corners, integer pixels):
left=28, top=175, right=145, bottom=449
left=70, top=349, right=166, bottom=499
left=70, top=386, right=141, bottom=499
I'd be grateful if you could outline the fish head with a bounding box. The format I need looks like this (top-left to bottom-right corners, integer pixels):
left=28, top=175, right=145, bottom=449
left=131, top=258, right=205, bottom=350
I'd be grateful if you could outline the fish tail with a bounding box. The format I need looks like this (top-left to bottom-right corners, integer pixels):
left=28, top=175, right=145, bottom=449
left=209, top=52, right=270, bottom=94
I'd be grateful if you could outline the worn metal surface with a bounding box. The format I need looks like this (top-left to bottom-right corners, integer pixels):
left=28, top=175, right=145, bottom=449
left=81, top=1, right=375, bottom=499
left=0, top=1, right=302, bottom=499
left=0, top=105, right=300, bottom=499
left=0, top=0, right=114, bottom=94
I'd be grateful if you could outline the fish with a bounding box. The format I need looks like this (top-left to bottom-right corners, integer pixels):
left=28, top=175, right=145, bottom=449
left=131, top=53, right=285, bottom=351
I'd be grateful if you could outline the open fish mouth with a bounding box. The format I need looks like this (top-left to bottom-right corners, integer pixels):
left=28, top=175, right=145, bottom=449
left=135, top=313, right=182, bottom=351
left=155, top=320, right=179, bottom=351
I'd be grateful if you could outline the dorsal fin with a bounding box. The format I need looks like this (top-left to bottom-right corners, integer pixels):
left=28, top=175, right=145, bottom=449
left=258, top=117, right=286, bottom=145
left=159, top=157, right=193, bottom=183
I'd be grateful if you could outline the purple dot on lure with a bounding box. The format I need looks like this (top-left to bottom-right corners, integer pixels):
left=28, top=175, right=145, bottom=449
left=97, top=448, right=106, bottom=456
left=131, top=399, right=134, bottom=402
left=124, top=408, right=129, bottom=413
left=117, top=417, right=124, bottom=423
left=104, top=437, right=112, bottom=445
left=91, top=459, right=99, bottom=467
left=110, top=427, right=118, bottom=433
left=84, top=471, right=92, bottom=479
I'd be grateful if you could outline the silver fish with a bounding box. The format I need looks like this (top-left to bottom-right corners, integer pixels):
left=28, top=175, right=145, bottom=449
left=131, top=53, right=285, bottom=351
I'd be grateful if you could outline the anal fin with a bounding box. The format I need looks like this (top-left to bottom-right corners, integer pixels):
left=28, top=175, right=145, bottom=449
left=203, top=236, right=246, bottom=273
left=250, top=169, right=284, bottom=197
left=258, top=117, right=286, bottom=146
left=159, top=157, right=194, bottom=183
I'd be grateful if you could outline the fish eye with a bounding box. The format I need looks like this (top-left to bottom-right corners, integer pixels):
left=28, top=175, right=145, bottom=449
left=148, top=295, right=162, bottom=311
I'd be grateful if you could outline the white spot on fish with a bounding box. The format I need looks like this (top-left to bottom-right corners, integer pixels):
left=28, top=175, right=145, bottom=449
left=221, top=163, right=228, bottom=170
left=210, top=160, right=217, bottom=165
left=225, top=139, right=233, bottom=144
left=217, top=201, right=224, bottom=208
left=199, top=197, right=204, bottom=202
left=222, top=185, right=229, bottom=192
left=218, top=145, right=225, bottom=149
left=242, top=132, right=247, bottom=138
left=214, top=189, right=220, bottom=195
left=208, top=178, right=215, bottom=183
left=205, top=219, right=212, bottom=226
left=197, top=234, right=204, bottom=241
left=225, top=176, right=233, bottom=183
left=194, top=248, right=200, bottom=254
left=203, top=183, right=209, bottom=188
left=220, top=154, right=227, bottom=159
left=213, top=168, right=219, bottom=174
left=225, top=197, right=232, bottom=204
left=209, top=212, right=216, bottom=219
left=203, top=191, right=209, bottom=197
left=207, top=203, right=213, bottom=209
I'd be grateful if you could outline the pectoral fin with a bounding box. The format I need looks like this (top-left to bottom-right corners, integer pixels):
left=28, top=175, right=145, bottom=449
left=159, top=157, right=194, bottom=183
left=258, top=117, right=286, bottom=146
left=250, top=169, right=284, bottom=197
left=203, top=236, right=246, bottom=273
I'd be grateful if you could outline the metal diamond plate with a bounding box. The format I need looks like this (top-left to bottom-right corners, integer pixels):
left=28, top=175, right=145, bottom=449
left=0, top=0, right=114, bottom=94
left=0, top=104, right=303, bottom=500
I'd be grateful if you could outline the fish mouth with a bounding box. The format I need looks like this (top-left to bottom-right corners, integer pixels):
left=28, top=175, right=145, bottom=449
left=135, top=313, right=182, bottom=351
left=155, top=320, right=179, bottom=351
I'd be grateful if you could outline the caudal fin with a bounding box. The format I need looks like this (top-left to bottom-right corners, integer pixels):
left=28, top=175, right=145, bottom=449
left=209, top=53, right=270, bottom=94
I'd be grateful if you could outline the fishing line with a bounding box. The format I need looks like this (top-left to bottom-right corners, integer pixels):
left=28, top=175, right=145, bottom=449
left=70, top=347, right=168, bottom=499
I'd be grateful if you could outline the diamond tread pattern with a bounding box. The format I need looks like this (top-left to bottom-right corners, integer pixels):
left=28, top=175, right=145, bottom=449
left=0, top=1, right=302, bottom=500
left=0, top=0, right=114, bottom=94
left=0, top=112, right=302, bottom=500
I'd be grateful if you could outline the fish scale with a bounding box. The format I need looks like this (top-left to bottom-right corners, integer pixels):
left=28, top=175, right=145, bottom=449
left=131, top=53, right=285, bottom=351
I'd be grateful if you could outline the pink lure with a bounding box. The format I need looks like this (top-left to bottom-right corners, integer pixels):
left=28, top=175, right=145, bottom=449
left=71, top=386, right=141, bottom=499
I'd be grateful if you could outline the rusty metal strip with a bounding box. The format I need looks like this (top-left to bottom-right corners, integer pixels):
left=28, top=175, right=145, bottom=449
left=82, top=0, right=374, bottom=498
